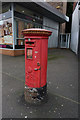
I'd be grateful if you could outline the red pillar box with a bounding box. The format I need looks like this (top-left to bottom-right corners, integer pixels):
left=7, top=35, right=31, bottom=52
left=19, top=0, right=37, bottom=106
left=22, top=28, right=52, bottom=103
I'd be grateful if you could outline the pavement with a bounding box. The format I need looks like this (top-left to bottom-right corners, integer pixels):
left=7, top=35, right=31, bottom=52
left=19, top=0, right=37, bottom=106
left=2, top=49, right=79, bottom=118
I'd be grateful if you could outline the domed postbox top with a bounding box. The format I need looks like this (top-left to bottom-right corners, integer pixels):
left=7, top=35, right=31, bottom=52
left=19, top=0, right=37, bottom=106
left=22, top=28, right=52, bottom=36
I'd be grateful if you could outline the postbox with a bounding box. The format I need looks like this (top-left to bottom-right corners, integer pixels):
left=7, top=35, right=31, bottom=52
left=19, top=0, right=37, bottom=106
left=22, top=28, right=52, bottom=103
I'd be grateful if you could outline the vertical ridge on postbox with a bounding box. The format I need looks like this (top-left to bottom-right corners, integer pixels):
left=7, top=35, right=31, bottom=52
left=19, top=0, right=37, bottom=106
left=40, top=38, right=48, bottom=87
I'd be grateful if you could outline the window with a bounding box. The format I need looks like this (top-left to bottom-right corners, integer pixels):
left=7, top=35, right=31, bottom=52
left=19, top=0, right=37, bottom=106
left=0, top=18, right=13, bottom=49
left=14, top=3, right=43, bottom=49
left=14, top=18, right=42, bottom=49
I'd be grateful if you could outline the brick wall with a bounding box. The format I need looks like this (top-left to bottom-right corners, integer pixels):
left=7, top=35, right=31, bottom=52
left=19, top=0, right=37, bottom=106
left=47, top=2, right=63, bottom=13
left=47, top=1, right=67, bottom=33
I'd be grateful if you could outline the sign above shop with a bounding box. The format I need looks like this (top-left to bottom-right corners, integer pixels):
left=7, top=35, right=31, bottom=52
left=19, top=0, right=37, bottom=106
left=14, top=11, right=43, bottom=25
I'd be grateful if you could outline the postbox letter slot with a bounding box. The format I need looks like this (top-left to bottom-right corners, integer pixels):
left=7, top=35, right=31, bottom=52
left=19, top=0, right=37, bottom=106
left=26, top=42, right=34, bottom=45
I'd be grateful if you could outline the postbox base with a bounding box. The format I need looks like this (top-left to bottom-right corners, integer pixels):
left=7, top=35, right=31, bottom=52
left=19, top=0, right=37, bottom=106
left=24, top=84, right=47, bottom=104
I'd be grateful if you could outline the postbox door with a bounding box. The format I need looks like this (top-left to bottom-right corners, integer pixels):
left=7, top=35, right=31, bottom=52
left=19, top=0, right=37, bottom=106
left=25, top=39, right=41, bottom=88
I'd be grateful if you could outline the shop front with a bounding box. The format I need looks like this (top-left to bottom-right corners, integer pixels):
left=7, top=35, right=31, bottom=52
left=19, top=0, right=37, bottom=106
left=0, top=3, right=13, bottom=49
left=0, top=2, right=69, bottom=56
left=0, top=3, right=43, bottom=56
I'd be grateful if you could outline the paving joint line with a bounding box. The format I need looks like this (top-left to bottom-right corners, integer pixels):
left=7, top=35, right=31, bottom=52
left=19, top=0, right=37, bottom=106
left=2, top=71, right=80, bottom=105
left=53, top=93, right=80, bottom=105
left=2, top=72, right=24, bottom=82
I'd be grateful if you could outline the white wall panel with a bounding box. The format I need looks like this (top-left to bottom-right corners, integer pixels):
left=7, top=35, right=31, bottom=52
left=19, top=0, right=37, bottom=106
left=43, top=17, right=59, bottom=48
left=70, top=4, right=79, bottom=54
